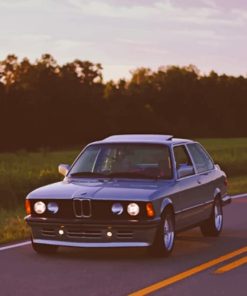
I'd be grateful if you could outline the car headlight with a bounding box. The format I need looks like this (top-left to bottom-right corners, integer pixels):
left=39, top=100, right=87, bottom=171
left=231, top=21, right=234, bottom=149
left=111, top=203, right=124, bottom=215
left=127, top=203, right=140, bottom=216
left=34, top=201, right=46, bottom=214
left=47, top=202, right=59, bottom=214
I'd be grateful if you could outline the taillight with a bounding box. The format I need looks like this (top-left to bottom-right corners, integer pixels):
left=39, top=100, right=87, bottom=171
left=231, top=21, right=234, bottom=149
left=146, top=203, right=155, bottom=218
left=224, top=178, right=228, bottom=187
left=25, top=200, right=31, bottom=215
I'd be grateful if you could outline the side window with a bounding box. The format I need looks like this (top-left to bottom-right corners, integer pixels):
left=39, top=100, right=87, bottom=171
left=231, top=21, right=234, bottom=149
left=173, top=145, right=194, bottom=177
left=187, top=143, right=214, bottom=173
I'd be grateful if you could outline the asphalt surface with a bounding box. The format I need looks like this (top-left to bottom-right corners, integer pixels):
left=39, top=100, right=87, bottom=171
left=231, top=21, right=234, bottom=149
left=0, top=196, right=246, bottom=296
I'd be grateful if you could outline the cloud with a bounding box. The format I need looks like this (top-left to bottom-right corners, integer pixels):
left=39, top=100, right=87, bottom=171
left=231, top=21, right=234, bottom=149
left=232, top=8, right=247, bottom=21
left=0, top=0, right=246, bottom=80
left=0, top=0, right=44, bottom=8
left=68, top=0, right=154, bottom=19
left=0, top=34, right=95, bottom=64
left=0, top=34, right=52, bottom=54
left=68, top=0, right=245, bottom=27
left=117, top=39, right=168, bottom=55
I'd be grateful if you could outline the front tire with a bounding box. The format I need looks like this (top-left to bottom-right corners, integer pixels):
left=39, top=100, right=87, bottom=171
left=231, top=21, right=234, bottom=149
left=149, top=208, right=175, bottom=257
left=31, top=238, right=58, bottom=254
left=200, top=198, right=223, bottom=237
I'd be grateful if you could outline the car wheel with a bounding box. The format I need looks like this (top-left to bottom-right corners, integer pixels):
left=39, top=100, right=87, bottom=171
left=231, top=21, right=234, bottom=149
left=31, top=238, right=58, bottom=254
left=200, top=198, right=223, bottom=237
left=149, top=208, right=175, bottom=257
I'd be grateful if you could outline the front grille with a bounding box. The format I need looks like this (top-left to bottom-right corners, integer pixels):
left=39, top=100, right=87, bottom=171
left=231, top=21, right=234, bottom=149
left=41, top=227, right=56, bottom=237
left=116, top=230, right=133, bottom=239
left=40, top=226, right=134, bottom=240
left=73, top=198, right=92, bottom=218
left=67, top=228, right=102, bottom=239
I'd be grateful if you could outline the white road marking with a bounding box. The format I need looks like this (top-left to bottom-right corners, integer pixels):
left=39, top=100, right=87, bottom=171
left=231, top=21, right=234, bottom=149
left=231, top=193, right=247, bottom=199
left=0, top=241, right=31, bottom=252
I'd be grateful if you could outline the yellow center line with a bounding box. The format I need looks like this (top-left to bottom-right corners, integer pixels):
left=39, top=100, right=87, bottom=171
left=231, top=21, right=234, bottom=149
left=128, top=246, right=247, bottom=296
left=214, top=256, right=247, bottom=274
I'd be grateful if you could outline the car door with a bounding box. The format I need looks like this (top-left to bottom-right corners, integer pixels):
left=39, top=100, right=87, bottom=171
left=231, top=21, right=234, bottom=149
left=173, top=144, right=207, bottom=230
left=186, top=143, right=216, bottom=220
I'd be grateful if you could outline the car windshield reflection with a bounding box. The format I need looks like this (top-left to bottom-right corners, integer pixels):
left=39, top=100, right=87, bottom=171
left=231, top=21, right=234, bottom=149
left=69, top=143, right=173, bottom=180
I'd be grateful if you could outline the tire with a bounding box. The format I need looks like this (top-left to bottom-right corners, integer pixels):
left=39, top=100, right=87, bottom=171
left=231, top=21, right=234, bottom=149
left=149, top=208, right=175, bottom=257
left=200, top=198, right=223, bottom=237
left=31, top=238, right=58, bottom=254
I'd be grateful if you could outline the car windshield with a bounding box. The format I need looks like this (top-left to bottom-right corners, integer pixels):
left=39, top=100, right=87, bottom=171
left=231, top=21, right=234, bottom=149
left=69, top=143, right=173, bottom=179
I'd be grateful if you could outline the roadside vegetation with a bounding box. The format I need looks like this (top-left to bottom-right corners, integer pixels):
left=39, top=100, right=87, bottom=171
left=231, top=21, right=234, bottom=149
left=0, top=207, right=30, bottom=244
left=0, top=149, right=78, bottom=209
left=0, top=149, right=78, bottom=244
left=1, top=55, right=247, bottom=152
left=198, top=138, right=247, bottom=194
left=0, top=138, right=246, bottom=244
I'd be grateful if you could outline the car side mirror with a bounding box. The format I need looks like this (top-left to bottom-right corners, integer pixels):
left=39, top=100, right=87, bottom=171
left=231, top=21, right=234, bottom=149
left=177, top=164, right=194, bottom=179
left=58, top=164, right=70, bottom=177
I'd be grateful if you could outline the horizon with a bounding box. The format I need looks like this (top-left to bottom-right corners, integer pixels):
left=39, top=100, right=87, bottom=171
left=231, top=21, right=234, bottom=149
left=1, top=53, right=247, bottom=83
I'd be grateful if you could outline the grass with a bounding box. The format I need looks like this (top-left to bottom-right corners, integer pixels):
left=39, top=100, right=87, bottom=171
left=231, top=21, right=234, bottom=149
left=198, top=138, right=247, bottom=177
left=0, top=149, right=79, bottom=208
left=197, top=138, right=247, bottom=195
left=0, top=138, right=247, bottom=244
left=228, top=176, right=247, bottom=195
left=0, top=207, right=30, bottom=244
left=0, top=148, right=79, bottom=244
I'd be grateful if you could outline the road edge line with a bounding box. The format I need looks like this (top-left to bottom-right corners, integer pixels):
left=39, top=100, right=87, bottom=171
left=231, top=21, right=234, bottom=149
left=0, top=241, right=31, bottom=252
left=231, top=193, right=247, bottom=199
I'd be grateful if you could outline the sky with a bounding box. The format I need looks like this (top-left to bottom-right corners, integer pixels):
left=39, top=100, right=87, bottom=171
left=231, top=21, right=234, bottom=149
left=0, top=0, right=247, bottom=81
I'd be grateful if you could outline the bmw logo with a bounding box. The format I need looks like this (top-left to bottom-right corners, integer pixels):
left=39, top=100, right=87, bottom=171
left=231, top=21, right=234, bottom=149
left=111, top=203, right=124, bottom=215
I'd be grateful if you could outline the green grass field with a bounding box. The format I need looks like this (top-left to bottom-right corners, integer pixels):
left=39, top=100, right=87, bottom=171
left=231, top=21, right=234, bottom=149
left=0, top=207, right=30, bottom=244
left=0, top=138, right=246, bottom=244
left=198, top=138, right=247, bottom=194
left=0, top=149, right=79, bottom=243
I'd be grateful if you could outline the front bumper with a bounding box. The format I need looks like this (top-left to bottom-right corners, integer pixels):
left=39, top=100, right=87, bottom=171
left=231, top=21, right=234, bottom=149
left=222, top=194, right=232, bottom=206
left=26, top=216, right=160, bottom=248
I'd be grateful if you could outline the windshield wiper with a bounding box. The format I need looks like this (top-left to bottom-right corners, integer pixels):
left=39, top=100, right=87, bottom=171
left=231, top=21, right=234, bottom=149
left=70, top=172, right=107, bottom=178
left=106, top=172, right=155, bottom=179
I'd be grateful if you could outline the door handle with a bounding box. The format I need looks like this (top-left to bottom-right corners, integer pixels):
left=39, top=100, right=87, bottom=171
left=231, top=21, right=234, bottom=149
left=197, top=179, right=202, bottom=184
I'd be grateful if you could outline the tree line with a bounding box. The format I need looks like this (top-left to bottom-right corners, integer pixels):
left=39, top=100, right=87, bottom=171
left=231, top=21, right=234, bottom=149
left=0, top=54, right=246, bottom=151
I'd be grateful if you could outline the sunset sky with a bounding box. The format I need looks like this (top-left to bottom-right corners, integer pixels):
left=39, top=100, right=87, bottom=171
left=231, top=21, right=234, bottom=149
left=0, top=0, right=247, bottom=81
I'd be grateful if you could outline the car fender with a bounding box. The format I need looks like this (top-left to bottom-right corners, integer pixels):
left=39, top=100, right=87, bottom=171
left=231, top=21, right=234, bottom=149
left=214, top=187, right=231, bottom=206
left=214, top=187, right=221, bottom=200
left=160, top=197, right=174, bottom=215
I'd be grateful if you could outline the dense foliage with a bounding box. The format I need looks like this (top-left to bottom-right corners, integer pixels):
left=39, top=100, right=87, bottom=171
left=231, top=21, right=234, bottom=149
left=0, top=54, right=246, bottom=151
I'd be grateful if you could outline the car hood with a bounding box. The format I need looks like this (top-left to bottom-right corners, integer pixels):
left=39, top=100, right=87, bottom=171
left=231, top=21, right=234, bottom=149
left=27, top=178, right=172, bottom=201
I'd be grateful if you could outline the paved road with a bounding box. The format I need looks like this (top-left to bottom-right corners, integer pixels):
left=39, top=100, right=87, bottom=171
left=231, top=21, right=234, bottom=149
left=0, top=196, right=246, bottom=296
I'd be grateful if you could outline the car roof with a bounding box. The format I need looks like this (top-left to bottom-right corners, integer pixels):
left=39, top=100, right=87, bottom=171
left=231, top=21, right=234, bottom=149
left=90, top=134, right=194, bottom=146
